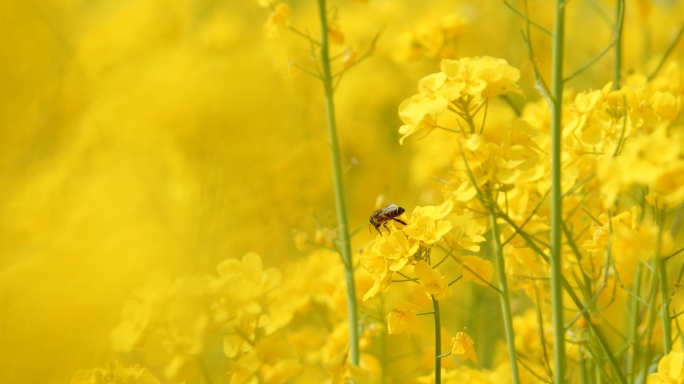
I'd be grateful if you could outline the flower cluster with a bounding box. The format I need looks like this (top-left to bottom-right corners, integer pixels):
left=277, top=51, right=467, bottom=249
left=361, top=199, right=494, bottom=303
left=398, top=56, right=522, bottom=144
left=104, top=253, right=301, bottom=383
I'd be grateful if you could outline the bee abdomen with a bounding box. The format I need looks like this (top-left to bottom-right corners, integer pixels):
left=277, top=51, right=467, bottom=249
left=387, top=205, right=405, bottom=217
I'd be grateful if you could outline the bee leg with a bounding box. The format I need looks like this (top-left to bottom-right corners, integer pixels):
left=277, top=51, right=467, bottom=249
left=391, top=218, right=407, bottom=226
left=373, top=225, right=382, bottom=235
left=383, top=223, right=390, bottom=232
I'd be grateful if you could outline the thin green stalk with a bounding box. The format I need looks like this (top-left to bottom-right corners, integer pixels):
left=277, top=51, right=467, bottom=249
left=490, top=213, right=521, bottom=384
left=431, top=295, right=441, bottom=383
left=639, top=260, right=660, bottom=384
left=316, top=0, right=359, bottom=365
left=625, top=264, right=642, bottom=382
left=550, top=0, right=567, bottom=381
left=658, top=225, right=672, bottom=354
left=496, top=207, right=628, bottom=383
left=379, top=314, right=387, bottom=384
left=647, top=23, right=684, bottom=81
left=579, top=346, right=587, bottom=384
left=613, top=0, right=624, bottom=89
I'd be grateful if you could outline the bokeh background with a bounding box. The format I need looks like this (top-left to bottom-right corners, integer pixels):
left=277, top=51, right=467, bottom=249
left=1, top=0, right=683, bottom=382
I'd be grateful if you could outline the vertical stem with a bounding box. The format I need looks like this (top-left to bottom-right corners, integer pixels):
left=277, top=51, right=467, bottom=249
left=490, top=213, right=521, bottom=384
left=579, top=346, right=587, bottom=384
left=316, top=0, right=359, bottom=365
left=658, top=222, right=672, bottom=354
left=639, top=262, right=660, bottom=384
left=379, top=322, right=387, bottom=384
left=613, top=0, right=624, bottom=90
left=550, top=0, right=567, bottom=382
left=431, top=295, right=441, bottom=383
left=626, top=264, right=643, bottom=382
left=585, top=353, right=595, bottom=384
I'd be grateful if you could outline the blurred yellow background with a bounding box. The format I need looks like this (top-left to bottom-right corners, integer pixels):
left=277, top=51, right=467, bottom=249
left=1, top=0, right=683, bottom=382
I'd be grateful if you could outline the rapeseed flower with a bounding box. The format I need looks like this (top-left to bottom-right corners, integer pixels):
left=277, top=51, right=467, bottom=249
left=264, top=3, right=291, bottom=39
left=404, top=205, right=453, bottom=245
left=450, top=330, right=477, bottom=364
left=414, top=260, right=449, bottom=300
left=387, top=301, right=421, bottom=337
left=649, top=351, right=684, bottom=383
left=459, top=256, right=494, bottom=287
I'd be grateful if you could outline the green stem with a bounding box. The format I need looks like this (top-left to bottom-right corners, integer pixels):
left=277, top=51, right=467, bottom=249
left=639, top=261, right=660, bottom=384
left=490, top=213, right=521, bottom=384
left=459, top=99, right=477, bottom=133
left=316, top=0, right=359, bottom=365
left=579, top=346, right=587, bottom=384
left=626, top=264, right=642, bottom=382
left=431, top=295, right=441, bottom=383
left=613, top=0, right=624, bottom=89
left=550, top=0, right=567, bottom=382
left=658, top=231, right=672, bottom=354
left=379, top=317, right=387, bottom=384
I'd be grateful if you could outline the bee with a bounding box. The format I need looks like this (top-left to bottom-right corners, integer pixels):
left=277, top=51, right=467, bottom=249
left=369, top=204, right=407, bottom=234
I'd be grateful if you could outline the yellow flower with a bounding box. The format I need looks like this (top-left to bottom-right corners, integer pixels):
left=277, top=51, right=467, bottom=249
left=441, top=56, right=521, bottom=98
left=459, top=256, right=494, bottom=287
left=649, top=351, right=684, bottom=383
left=361, top=239, right=393, bottom=301
left=292, top=229, right=308, bottom=251
left=398, top=93, right=448, bottom=144
left=324, top=346, right=375, bottom=384
left=412, top=200, right=454, bottom=220
left=387, top=301, right=421, bottom=337
left=379, top=231, right=420, bottom=271
left=651, top=91, right=680, bottom=121
left=404, top=214, right=452, bottom=245
left=341, top=46, right=358, bottom=68
left=444, top=224, right=486, bottom=252
left=264, top=3, right=291, bottom=39
left=451, top=331, right=477, bottom=364
left=414, top=260, right=449, bottom=299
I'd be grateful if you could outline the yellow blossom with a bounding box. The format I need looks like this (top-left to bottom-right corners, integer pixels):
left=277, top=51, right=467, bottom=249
left=264, top=3, right=291, bottom=39
left=292, top=229, right=308, bottom=251
left=341, top=46, right=358, bottom=68
left=380, top=231, right=420, bottom=271
left=324, top=347, right=374, bottom=384
left=649, top=351, right=684, bottom=383
left=387, top=301, right=421, bottom=337
left=327, top=18, right=345, bottom=45
left=441, top=56, right=521, bottom=98
left=459, top=256, right=494, bottom=286
left=404, top=205, right=453, bottom=245
left=361, top=239, right=393, bottom=300
left=414, top=260, right=449, bottom=299
left=398, top=93, right=447, bottom=144
left=451, top=331, right=477, bottom=364
left=444, top=231, right=486, bottom=252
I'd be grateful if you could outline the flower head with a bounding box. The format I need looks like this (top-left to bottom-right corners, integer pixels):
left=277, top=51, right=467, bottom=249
left=451, top=330, right=477, bottom=364
left=414, top=260, right=449, bottom=299
left=403, top=205, right=453, bottom=245
left=387, top=301, right=421, bottom=337
left=459, top=256, right=494, bottom=287
left=264, top=3, right=291, bottom=38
